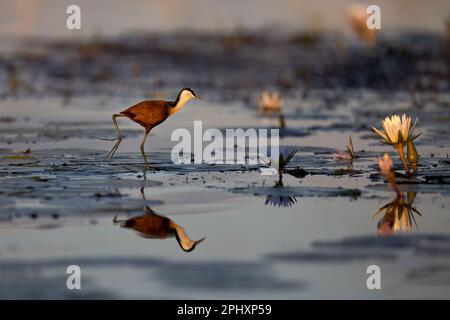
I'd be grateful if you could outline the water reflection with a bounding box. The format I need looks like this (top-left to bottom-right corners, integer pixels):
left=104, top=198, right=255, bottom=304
left=262, top=182, right=297, bottom=208
left=113, top=187, right=205, bottom=252
left=373, top=192, right=422, bottom=236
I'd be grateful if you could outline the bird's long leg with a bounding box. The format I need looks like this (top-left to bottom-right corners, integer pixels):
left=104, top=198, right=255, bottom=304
left=140, top=129, right=150, bottom=171
left=106, top=114, right=124, bottom=159
left=106, top=141, right=120, bottom=160
left=113, top=215, right=126, bottom=224
left=106, top=114, right=125, bottom=160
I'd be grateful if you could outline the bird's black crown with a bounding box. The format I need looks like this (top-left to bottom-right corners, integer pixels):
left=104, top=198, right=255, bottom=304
left=179, top=87, right=197, bottom=98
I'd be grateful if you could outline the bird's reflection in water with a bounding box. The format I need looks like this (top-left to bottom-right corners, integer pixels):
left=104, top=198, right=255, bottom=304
left=373, top=191, right=422, bottom=236
left=263, top=182, right=297, bottom=208
left=114, top=187, right=205, bottom=252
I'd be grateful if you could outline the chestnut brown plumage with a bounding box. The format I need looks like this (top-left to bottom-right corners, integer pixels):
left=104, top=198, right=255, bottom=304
left=105, top=88, right=200, bottom=169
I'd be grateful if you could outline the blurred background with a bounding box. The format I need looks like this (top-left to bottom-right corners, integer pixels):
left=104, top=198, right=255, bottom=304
left=0, top=0, right=449, bottom=40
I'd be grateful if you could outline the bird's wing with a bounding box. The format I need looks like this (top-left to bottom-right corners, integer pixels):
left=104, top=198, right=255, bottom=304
left=121, top=100, right=169, bottom=128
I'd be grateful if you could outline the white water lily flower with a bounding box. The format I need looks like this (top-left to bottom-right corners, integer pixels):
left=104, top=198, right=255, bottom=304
left=372, top=114, right=420, bottom=146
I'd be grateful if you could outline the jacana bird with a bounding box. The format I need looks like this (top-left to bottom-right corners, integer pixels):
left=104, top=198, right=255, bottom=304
left=105, top=88, right=201, bottom=169
left=113, top=206, right=205, bottom=252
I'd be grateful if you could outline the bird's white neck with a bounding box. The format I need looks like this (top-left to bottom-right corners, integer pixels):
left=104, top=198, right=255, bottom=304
left=168, top=95, right=191, bottom=116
